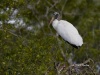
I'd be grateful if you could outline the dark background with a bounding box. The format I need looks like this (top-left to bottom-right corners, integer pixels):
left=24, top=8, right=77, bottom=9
left=0, top=0, right=100, bottom=74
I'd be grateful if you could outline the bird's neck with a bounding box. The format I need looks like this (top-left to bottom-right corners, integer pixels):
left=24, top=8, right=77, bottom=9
left=52, top=19, right=59, bottom=30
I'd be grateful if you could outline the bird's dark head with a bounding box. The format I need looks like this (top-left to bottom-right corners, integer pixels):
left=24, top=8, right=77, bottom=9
left=49, top=12, right=60, bottom=25
left=53, top=12, right=60, bottom=19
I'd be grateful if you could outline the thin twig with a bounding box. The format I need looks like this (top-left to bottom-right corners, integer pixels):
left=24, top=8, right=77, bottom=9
left=47, top=0, right=61, bottom=11
left=61, top=0, right=68, bottom=17
left=87, top=66, right=96, bottom=75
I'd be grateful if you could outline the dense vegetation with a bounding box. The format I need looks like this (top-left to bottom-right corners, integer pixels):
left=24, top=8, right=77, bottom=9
left=0, top=0, right=100, bottom=75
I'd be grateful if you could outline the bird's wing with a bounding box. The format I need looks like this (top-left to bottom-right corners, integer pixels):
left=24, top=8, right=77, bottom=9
left=56, top=20, right=83, bottom=46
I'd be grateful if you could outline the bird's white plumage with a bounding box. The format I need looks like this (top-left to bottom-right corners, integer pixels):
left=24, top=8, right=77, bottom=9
left=52, top=19, right=83, bottom=46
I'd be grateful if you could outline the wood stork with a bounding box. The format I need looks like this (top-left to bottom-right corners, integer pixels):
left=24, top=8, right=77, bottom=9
left=49, top=12, right=83, bottom=49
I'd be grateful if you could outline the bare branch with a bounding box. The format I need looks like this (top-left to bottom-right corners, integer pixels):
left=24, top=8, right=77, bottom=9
left=61, top=0, right=68, bottom=16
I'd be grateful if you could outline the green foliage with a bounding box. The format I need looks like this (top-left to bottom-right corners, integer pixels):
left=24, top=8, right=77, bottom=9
left=0, top=0, right=100, bottom=74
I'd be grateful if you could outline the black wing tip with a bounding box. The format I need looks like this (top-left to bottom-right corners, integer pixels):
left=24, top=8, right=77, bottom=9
left=71, top=44, right=81, bottom=49
left=65, top=41, right=81, bottom=49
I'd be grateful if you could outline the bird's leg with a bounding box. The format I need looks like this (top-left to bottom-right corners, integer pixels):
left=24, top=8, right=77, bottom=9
left=72, top=47, right=75, bottom=55
left=54, top=33, right=59, bottom=40
left=70, top=47, right=75, bottom=64
left=53, top=33, right=59, bottom=38
left=56, top=33, right=59, bottom=37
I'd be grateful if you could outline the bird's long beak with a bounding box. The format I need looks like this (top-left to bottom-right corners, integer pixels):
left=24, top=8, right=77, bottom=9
left=49, top=17, right=54, bottom=25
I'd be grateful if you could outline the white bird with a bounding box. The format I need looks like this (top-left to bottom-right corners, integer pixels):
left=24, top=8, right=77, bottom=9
left=49, top=12, right=83, bottom=49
